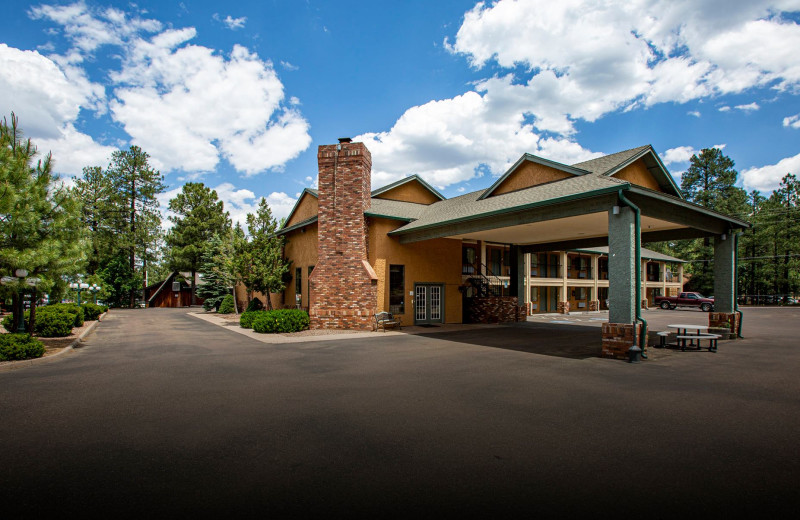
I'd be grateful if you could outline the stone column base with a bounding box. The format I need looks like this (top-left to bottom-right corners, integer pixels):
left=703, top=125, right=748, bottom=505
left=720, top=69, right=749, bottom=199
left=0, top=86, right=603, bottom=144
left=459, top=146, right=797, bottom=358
left=589, top=300, right=600, bottom=311
left=601, top=323, right=647, bottom=360
left=641, top=299, right=649, bottom=310
left=709, top=312, right=740, bottom=334
left=557, top=301, right=570, bottom=314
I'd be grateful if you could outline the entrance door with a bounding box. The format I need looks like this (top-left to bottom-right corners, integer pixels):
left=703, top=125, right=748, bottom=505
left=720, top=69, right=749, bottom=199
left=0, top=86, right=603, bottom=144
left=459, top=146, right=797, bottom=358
left=414, top=283, right=444, bottom=325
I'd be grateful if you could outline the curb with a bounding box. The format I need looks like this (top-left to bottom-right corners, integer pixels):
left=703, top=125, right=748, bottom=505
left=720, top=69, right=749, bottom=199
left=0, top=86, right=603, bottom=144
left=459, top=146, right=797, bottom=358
left=0, top=312, right=106, bottom=373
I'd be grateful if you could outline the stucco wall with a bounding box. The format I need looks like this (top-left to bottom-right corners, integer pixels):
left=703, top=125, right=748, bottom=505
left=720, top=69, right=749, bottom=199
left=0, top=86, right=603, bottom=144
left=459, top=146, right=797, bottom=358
left=374, top=180, right=440, bottom=205
left=492, top=160, right=573, bottom=196
left=614, top=159, right=662, bottom=191
left=286, top=192, right=319, bottom=227
left=282, top=223, right=319, bottom=309
left=368, top=217, right=463, bottom=324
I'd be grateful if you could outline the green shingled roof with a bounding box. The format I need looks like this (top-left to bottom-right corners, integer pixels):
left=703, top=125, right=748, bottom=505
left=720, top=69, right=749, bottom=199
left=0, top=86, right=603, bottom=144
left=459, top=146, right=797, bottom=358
left=571, top=145, right=651, bottom=175
left=389, top=174, right=629, bottom=235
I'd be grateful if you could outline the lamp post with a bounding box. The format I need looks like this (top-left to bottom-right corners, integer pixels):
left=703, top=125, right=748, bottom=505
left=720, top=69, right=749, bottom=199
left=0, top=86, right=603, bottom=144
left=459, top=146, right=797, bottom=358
left=1, top=269, right=33, bottom=333
left=89, top=284, right=101, bottom=304
left=69, top=281, right=90, bottom=305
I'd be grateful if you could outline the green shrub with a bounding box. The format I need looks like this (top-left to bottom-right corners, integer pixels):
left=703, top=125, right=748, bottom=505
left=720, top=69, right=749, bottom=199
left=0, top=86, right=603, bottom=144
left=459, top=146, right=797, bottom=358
left=0, top=333, right=45, bottom=361
left=47, top=303, right=84, bottom=327
left=252, top=309, right=309, bottom=334
left=81, top=303, right=107, bottom=321
left=239, top=310, right=266, bottom=329
left=245, top=298, right=264, bottom=312
left=218, top=294, right=235, bottom=314
left=33, top=307, right=75, bottom=337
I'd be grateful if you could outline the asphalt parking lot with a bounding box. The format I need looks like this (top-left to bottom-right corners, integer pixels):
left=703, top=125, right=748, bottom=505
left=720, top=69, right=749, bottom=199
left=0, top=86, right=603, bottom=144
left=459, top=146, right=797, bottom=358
left=1, top=306, right=798, bottom=516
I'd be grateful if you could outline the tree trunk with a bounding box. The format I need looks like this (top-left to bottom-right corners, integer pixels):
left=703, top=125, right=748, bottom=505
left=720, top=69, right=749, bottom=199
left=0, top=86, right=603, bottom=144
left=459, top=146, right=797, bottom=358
left=11, top=292, right=19, bottom=331
left=190, top=268, right=196, bottom=306
left=232, top=285, right=239, bottom=315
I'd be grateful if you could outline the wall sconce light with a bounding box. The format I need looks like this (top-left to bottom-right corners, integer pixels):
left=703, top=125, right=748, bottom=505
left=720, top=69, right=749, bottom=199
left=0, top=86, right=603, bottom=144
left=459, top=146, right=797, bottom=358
left=721, top=233, right=727, bottom=241
left=612, top=206, right=620, bottom=215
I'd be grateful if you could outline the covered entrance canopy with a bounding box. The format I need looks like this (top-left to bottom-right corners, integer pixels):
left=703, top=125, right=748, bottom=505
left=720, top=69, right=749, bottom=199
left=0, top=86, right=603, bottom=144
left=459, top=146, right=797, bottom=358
left=386, top=145, right=749, bottom=355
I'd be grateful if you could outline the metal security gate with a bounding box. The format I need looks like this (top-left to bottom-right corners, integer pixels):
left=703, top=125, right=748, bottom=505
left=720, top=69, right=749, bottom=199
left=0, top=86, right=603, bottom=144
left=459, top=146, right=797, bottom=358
left=414, top=283, right=444, bottom=325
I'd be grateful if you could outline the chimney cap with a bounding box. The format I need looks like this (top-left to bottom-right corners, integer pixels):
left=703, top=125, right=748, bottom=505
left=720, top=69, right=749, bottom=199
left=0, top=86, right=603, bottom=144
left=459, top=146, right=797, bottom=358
left=338, top=137, right=352, bottom=144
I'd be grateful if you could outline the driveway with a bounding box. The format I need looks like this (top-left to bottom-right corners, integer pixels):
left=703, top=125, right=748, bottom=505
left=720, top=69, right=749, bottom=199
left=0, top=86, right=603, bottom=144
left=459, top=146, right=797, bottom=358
left=1, top=307, right=798, bottom=516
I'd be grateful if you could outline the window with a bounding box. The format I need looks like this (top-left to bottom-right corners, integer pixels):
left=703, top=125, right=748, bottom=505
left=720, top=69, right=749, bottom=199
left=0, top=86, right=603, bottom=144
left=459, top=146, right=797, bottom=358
left=295, top=267, right=302, bottom=297
left=598, top=257, right=609, bottom=280
left=490, top=248, right=502, bottom=276
left=389, top=265, right=405, bottom=314
left=462, top=245, right=477, bottom=275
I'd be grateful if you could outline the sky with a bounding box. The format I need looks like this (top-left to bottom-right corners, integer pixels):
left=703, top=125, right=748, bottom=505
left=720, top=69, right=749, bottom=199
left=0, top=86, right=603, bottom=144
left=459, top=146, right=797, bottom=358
left=2, top=0, right=800, bottom=226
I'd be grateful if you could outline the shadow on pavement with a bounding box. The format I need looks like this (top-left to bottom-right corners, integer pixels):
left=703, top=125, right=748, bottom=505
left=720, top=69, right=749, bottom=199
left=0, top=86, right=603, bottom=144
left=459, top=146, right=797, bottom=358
left=417, top=321, right=602, bottom=360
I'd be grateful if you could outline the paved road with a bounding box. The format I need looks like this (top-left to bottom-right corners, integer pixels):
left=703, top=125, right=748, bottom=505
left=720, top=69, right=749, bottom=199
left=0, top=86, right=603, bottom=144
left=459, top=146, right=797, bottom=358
left=1, top=307, right=798, bottom=516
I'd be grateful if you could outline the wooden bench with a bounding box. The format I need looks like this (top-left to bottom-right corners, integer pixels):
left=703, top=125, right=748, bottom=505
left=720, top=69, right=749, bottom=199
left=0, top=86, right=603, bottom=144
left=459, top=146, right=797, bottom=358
left=374, top=311, right=402, bottom=332
left=676, top=334, right=720, bottom=352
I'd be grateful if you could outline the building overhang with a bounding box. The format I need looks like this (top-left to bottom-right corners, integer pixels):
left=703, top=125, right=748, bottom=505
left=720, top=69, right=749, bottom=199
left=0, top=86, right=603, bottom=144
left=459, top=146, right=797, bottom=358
left=390, top=185, right=749, bottom=246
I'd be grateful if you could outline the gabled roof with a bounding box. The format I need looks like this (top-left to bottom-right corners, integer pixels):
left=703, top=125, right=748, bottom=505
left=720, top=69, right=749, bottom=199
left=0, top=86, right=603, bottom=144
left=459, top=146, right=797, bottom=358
left=390, top=174, right=629, bottom=236
left=479, top=153, right=592, bottom=200
left=371, top=174, right=445, bottom=202
left=367, top=198, right=429, bottom=221
left=571, top=145, right=682, bottom=197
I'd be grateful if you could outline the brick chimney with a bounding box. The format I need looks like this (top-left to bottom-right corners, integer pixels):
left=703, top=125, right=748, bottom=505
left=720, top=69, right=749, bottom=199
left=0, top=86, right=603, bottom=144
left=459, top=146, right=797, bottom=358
left=309, top=138, right=378, bottom=329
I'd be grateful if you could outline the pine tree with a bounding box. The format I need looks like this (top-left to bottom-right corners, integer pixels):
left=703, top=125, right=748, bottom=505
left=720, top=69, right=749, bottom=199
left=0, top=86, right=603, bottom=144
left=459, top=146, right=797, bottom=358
left=197, top=231, right=238, bottom=311
left=0, top=113, right=86, bottom=328
left=73, top=166, right=115, bottom=275
left=240, top=199, right=289, bottom=310
left=166, top=182, right=230, bottom=306
left=679, top=147, right=748, bottom=294
left=106, top=146, right=165, bottom=307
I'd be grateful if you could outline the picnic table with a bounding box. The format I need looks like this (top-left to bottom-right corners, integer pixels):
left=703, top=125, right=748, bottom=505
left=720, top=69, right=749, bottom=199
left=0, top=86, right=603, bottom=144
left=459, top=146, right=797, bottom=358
left=667, top=324, right=719, bottom=352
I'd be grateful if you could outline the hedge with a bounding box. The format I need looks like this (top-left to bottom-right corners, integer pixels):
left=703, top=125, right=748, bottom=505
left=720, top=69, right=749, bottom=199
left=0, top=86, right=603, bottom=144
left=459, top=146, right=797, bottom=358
left=218, top=294, right=235, bottom=314
left=239, top=310, right=266, bottom=329
left=2, top=306, right=76, bottom=337
left=81, top=303, right=108, bottom=321
left=0, top=333, right=45, bottom=361
left=252, top=309, right=310, bottom=334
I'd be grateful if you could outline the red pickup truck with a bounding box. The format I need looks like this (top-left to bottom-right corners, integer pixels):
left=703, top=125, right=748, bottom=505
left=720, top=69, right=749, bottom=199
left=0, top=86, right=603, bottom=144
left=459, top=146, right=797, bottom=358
left=654, top=292, right=715, bottom=312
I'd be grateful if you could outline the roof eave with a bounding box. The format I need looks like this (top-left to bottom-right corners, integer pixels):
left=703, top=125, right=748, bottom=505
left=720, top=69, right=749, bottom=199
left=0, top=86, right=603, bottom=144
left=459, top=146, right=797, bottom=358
left=280, top=188, right=319, bottom=232
left=390, top=183, right=626, bottom=237
left=371, top=174, right=446, bottom=201
left=604, top=146, right=683, bottom=199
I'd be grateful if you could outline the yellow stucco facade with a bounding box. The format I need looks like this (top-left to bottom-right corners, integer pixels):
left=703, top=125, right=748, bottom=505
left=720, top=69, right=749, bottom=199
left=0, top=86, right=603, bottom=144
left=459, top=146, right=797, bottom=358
left=491, top=160, right=573, bottom=196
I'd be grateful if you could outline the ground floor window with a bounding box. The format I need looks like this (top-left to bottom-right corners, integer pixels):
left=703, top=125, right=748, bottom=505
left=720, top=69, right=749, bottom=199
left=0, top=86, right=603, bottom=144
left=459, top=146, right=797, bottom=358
left=389, top=265, right=405, bottom=314
left=529, top=286, right=560, bottom=313
left=571, top=286, right=590, bottom=309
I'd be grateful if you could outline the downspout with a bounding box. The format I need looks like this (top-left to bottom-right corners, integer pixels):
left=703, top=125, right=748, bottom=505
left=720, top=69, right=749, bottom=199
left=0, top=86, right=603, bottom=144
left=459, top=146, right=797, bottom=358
left=617, top=189, right=648, bottom=361
left=734, top=231, right=743, bottom=338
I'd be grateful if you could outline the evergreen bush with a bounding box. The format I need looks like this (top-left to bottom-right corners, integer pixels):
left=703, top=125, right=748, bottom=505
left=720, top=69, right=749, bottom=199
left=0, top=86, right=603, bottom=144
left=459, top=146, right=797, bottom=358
left=81, top=303, right=108, bottom=321
left=0, top=334, right=45, bottom=361
left=239, top=310, right=266, bottom=329
left=47, top=303, right=84, bottom=327
left=218, top=294, right=235, bottom=314
left=34, top=307, right=75, bottom=337
left=252, top=309, right=309, bottom=334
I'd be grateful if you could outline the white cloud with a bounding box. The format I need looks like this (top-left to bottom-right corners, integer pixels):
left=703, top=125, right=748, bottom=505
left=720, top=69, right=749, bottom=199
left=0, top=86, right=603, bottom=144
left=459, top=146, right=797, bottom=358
left=742, top=152, right=800, bottom=192
left=719, top=106, right=732, bottom=112
left=212, top=183, right=296, bottom=228
left=688, top=111, right=701, bottom=117
left=662, top=146, right=699, bottom=165
left=0, top=44, right=104, bottom=139
left=366, top=1, right=800, bottom=190
left=35, top=123, right=116, bottom=174
left=213, top=13, right=246, bottom=30
left=735, top=102, right=760, bottom=111
left=20, top=2, right=311, bottom=178
left=356, top=83, right=600, bottom=189
left=783, top=113, right=800, bottom=128
left=438, top=1, right=800, bottom=134
left=281, top=61, right=299, bottom=71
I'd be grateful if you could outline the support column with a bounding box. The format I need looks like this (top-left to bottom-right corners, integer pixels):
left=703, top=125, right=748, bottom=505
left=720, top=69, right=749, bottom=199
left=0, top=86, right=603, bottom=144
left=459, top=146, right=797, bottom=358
left=558, top=251, right=570, bottom=314
left=603, top=206, right=639, bottom=359
left=590, top=254, right=600, bottom=311
left=709, top=233, right=740, bottom=333
left=509, top=245, right=526, bottom=320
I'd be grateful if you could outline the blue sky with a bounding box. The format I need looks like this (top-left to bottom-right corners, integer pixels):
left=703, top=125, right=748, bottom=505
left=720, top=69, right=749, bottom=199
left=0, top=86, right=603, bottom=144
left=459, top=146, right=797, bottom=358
left=2, top=0, right=800, bottom=225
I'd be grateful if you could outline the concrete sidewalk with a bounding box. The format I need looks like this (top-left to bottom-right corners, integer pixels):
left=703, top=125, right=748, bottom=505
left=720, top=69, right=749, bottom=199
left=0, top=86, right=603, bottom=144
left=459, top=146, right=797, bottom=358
left=189, top=310, right=503, bottom=344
